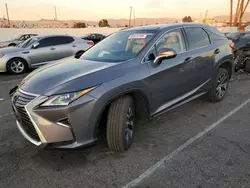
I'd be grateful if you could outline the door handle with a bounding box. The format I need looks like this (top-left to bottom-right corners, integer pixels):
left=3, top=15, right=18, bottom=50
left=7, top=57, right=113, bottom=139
left=184, top=57, right=192, bottom=62
left=50, top=47, right=56, bottom=50
left=214, top=49, right=220, bottom=54
left=22, top=51, right=29, bottom=54
left=72, top=45, right=76, bottom=47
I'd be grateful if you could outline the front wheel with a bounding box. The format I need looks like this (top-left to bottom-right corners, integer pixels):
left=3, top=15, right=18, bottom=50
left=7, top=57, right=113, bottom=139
left=207, top=68, right=229, bottom=102
left=106, top=96, right=135, bottom=152
left=6, top=58, right=28, bottom=74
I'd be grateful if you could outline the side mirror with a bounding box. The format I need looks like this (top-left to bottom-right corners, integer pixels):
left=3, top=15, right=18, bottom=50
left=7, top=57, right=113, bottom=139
left=154, top=49, right=177, bottom=65
left=32, top=42, right=39, bottom=49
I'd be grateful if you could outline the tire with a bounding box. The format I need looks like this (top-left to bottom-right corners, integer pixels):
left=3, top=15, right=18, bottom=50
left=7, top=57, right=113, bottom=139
left=75, top=51, right=85, bottom=59
left=106, top=96, right=135, bottom=152
left=207, top=68, right=229, bottom=102
left=6, top=58, right=28, bottom=74
left=245, top=60, right=250, bottom=73
left=8, top=43, right=16, bottom=47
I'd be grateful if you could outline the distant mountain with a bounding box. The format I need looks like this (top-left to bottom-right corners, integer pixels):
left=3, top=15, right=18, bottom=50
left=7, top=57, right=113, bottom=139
left=214, top=12, right=250, bottom=21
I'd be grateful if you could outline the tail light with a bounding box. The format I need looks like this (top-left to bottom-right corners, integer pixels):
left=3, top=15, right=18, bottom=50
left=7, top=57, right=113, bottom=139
left=87, top=41, right=94, bottom=46
left=230, top=42, right=235, bottom=49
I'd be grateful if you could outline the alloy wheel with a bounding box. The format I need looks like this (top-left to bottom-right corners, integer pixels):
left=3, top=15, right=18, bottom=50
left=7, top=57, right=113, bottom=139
left=10, top=61, right=25, bottom=73
left=125, top=107, right=135, bottom=144
left=215, top=72, right=228, bottom=99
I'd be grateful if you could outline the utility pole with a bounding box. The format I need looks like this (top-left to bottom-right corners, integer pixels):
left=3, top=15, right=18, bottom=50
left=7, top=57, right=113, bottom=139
left=133, top=8, right=135, bottom=27
left=128, top=6, right=132, bottom=28
left=239, top=0, right=245, bottom=27
left=5, top=3, right=10, bottom=27
left=230, top=0, right=233, bottom=26
left=54, top=6, right=58, bottom=21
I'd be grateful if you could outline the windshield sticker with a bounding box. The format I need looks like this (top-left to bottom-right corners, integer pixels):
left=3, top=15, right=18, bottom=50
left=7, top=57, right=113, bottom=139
left=128, top=34, right=148, bottom=39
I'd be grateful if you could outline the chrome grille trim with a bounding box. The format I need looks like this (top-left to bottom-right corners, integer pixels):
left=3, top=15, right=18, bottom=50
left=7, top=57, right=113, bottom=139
left=16, top=120, right=42, bottom=146
left=13, top=89, right=47, bottom=144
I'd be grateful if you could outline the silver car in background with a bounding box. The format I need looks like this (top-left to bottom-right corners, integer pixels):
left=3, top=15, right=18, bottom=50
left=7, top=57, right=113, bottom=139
left=0, top=34, right=38, bottom=48
left=0, top=35, right=94, bottom=74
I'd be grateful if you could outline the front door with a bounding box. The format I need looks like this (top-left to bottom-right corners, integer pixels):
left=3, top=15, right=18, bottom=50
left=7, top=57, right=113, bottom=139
left=145, top=29, right=194, bottom=113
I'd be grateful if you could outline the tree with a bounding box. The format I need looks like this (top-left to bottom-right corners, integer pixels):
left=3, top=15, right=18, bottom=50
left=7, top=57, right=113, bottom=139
left=182, top=16, right=193, bottom=22
left=73, top=22, right=86, bottom=28
left=98, top=19, right=110, bottom=27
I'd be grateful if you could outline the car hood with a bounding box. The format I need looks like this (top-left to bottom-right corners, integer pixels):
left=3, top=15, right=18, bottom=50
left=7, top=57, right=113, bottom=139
left=0, top=47, right=23, bottom=54
left=19, top=58, right=122, bottom=95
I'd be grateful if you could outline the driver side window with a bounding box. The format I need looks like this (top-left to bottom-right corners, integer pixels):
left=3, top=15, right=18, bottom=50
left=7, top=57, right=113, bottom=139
left=156, top=30, right=185, bottom=54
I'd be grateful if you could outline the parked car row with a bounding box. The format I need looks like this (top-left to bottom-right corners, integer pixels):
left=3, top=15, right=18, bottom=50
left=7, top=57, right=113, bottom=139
left=9, top=23, right=234, bottom=152
left=0, top=33, right=106, bottom=74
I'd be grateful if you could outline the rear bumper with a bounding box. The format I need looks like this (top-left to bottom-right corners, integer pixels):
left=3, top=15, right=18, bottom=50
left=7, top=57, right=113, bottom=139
left=12, top=89, right=98, bottom=149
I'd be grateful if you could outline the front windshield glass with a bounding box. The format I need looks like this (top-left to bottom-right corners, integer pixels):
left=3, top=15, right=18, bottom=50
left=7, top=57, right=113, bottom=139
left=18, top=37, right=39, bottom=48
left=80, top=31, right=155, bottom=62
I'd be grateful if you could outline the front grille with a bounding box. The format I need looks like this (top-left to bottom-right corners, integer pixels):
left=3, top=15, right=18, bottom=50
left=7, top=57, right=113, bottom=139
left=12, top=90, right=40, bottom=141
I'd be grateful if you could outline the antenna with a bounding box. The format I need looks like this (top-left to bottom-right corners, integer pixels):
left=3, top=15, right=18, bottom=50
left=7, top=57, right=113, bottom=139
left=133, top=8, right=135, bottom=27
left=129, top=6, right=132, bottom=27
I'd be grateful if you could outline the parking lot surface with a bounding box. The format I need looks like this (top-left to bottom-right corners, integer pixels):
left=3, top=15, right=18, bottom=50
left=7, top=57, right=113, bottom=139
left=0, top=72, right=249, bottom=188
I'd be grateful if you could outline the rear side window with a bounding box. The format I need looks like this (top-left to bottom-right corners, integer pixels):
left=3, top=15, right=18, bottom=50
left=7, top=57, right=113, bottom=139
left=39, top=37, right=55, bottom=48
left=206, top=30, right=226, bottom=42
left=53, top=36, right=74, bottom=45
left=184, top=27, right=210, bottom=50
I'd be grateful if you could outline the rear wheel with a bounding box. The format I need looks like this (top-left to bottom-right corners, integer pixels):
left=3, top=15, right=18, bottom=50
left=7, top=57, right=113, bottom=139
left=245, top=60, right=250, bottom=73
left=8, top=43, right=16, bottom=47
left=6, top=58, right=28, bottom=74
left=207, top=68, right=229, bottom=102
left=106, top=96, right=135, bottom=152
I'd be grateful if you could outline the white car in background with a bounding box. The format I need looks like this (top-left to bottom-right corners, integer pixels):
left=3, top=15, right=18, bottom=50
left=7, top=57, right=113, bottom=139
left=0, top=35, right=94, bottom=74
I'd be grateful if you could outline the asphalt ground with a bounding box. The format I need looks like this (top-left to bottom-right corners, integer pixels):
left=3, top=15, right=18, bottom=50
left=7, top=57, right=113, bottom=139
left=0, top=71, right=249, bottom=188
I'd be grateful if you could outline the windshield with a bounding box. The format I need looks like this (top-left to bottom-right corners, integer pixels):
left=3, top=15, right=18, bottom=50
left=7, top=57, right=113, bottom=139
left=18, top=37, right=39, bottom=48
left=13, top=35, right=22, bottom=40
left=80, top=31, right=155, bottom=62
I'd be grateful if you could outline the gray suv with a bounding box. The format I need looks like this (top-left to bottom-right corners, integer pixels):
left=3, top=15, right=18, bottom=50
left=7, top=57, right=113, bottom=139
left=10, top=24, right=233, bottom=152
left=0, top=35, right=94, bottom=74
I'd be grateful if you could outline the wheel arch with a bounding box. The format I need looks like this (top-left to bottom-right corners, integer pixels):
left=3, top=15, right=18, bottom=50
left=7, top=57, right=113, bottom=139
left=8, top=43, right=16, bottom=47
left=216, top=58, right=233, bottom=78
left=95, top=88, right=151, bottom=137
left=6, top=57, right=29, bottom=72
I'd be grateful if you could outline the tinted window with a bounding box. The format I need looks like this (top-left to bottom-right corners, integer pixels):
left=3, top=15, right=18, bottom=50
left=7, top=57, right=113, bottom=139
left=206, top=30, right=225, bottom=42
left=53, top=36, right=74, bottom=45
left=38, top=36, right=74, bottom=48
left=39, top=37, right=55, bottom=48
left=184, top=27, right=210, bottom=50
left=156, top=29, right=186, bottom=54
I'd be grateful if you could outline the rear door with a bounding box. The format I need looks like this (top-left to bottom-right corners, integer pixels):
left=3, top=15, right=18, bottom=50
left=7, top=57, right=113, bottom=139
left=51, top=36, right=75, bottom=59
left=183, top=27, right=214, bottom=90
left=28, top=37, right=58, bottom=65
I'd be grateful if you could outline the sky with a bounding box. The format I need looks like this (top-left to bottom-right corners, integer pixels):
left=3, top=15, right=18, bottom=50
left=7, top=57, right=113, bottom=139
left=0, top=0, right=248, bottom=21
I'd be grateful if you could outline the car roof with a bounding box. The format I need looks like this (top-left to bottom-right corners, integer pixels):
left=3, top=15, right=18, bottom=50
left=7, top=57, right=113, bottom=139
left=122, top=23, right=209, bottom=32
left=38, top=35, right=74, bottom=39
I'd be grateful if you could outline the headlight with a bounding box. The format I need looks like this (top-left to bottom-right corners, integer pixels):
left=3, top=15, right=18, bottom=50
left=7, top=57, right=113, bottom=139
left=41, top=87, right=96, bottom=107
left=0, top=54, right=5, bottom=58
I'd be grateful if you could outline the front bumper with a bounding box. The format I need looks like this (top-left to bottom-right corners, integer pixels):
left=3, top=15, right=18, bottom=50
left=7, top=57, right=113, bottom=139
left=11, top=89, right=98, bottom=148
left=0, top=56, right=7, bottom=72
